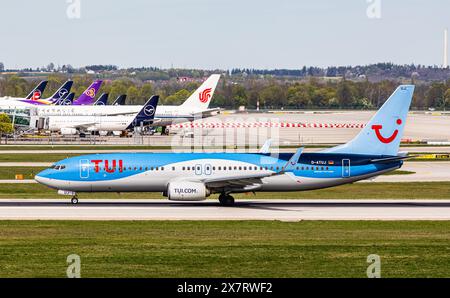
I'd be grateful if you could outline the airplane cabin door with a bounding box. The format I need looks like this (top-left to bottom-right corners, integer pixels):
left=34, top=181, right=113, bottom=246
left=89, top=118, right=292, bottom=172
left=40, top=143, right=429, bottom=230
left=80, top=159, right=90, bottom=179
left=195, top=164, right=202, bottom=176
left=342, top=159, right=350, bottom=178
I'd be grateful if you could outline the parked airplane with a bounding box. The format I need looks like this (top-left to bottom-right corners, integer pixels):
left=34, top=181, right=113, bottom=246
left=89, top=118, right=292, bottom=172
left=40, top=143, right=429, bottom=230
left=48, top=95, right=159, bottom=135
left=35, top=85, right=415, bottom=205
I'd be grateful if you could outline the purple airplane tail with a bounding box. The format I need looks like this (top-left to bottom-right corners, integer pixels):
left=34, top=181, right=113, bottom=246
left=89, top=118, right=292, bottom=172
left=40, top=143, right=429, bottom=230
left=73, top=80, right=103, bottom=105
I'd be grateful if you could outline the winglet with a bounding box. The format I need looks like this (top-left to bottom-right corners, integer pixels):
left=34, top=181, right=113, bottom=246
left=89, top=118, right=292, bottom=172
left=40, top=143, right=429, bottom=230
left=282, top=148, right=303, bottom=172
left=259, top=139, right=272, bottom=154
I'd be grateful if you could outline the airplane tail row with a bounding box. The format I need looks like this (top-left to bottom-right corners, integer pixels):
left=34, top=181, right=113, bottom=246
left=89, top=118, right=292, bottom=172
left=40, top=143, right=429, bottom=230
left=322, top=85, right=415, bottom=156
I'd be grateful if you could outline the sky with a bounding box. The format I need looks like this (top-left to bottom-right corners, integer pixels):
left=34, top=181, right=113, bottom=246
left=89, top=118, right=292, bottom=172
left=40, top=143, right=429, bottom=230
left=0, top=0, right=449, bottom=69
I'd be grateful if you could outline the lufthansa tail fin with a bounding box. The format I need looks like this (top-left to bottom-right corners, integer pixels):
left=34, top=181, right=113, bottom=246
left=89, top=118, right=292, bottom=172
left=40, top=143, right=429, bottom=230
left=112, top=94, right=127, bottom=105
left=322, top=85, right=415, bottom=156
left=180, top=74, right=220, bottom=111
left=26, top=81, right=48, bottom=100
left=56, top=93, right=75, bottom=105
left=127, top=95, right=159, bottom=129
left=94, top=93, right=109, bottom=105
left=48, top=80, right=73, bottom=102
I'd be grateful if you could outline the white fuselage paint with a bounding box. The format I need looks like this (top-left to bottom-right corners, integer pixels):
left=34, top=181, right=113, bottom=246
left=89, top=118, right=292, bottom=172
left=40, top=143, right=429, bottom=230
left=0, top=99, right=201, bottom=128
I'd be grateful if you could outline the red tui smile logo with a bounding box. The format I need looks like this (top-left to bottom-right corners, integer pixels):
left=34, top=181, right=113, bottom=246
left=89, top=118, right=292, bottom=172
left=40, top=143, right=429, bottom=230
left=371, top=119, right=402, bottom=144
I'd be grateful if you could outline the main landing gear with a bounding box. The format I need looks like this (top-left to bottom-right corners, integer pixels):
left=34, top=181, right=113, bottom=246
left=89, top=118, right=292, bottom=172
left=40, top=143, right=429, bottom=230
left=71, top=196, right=79, bottom=205
left=219, top=194, right=235, bottom=206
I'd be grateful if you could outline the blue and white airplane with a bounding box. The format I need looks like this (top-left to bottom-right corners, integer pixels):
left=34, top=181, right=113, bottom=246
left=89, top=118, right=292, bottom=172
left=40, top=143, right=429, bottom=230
left=35, top=85, right=415, bottom=205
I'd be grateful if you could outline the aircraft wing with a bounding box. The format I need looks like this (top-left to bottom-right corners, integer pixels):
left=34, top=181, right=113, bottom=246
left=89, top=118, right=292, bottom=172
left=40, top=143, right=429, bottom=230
left=192, top=108, right=221, bottom=119
left=201, top=172, right=274, bottom=189
left=66, top=122, right=98, bottom=130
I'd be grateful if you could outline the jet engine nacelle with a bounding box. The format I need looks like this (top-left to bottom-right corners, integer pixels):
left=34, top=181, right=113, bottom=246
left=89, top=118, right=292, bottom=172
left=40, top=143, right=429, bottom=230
left=167, top=181, right=209, bottom=201
left=60, top=127, right=78, bottom=135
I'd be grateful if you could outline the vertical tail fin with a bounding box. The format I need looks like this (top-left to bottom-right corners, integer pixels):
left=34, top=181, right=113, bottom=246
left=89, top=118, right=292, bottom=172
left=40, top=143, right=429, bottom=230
left=94, top=93, right=109, bottom=105
left=180, top=74, right=220, bottom=110
left=127, top=95, right=159, bottom=129
left=56, top=93, right=75, bottom=105
left=48, top=80, right=73, bottom=101
left=26, top=81, right=48, bottom=100
left=73, top=80, right=103, bottom=105
left=112, top=94, right=127, bottom=105
left=322, top=85, right=415, bottom=156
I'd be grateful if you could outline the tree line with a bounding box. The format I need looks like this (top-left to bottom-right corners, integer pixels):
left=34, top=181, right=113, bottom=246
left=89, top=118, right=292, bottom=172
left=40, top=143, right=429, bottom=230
left=0, top=74, right=449, bottom=110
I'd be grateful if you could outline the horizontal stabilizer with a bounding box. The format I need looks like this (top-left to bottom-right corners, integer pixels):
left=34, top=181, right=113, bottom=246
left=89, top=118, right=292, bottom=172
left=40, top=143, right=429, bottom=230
left=370, top=155, right=414, bottom=164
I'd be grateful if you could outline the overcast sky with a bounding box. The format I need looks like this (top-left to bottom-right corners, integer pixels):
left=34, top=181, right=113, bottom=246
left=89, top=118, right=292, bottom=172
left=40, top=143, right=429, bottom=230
left=0, top=0, right=449, bottom=69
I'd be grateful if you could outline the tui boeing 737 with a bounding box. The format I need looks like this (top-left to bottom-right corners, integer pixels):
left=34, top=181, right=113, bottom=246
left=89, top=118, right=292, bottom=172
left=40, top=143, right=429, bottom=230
left=35, top=85, right=415, bottom=205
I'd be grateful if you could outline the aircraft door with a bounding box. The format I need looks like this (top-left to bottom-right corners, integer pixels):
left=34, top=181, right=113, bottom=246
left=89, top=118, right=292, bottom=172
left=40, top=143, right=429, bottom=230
left=195, top=164, right=202, bottom=176
left=204, top=164, right=212, bottom=175
left=80, top=159, right=90, bottom=179
left=342, top=159, right=350, bottom=178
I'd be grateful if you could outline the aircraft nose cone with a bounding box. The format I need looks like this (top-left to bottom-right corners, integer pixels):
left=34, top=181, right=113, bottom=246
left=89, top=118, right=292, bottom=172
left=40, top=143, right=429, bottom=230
left=34, top=171, right=53, bottom=188
left=34, top=174, right=44, bottom=184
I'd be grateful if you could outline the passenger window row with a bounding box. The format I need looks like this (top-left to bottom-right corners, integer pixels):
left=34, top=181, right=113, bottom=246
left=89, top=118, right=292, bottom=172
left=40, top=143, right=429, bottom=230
left=100, top=165, right=330, bottom=172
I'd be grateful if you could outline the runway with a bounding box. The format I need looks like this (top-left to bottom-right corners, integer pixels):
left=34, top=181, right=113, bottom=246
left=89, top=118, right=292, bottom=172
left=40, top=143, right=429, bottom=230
left=0, top=199, right=449, bottom=221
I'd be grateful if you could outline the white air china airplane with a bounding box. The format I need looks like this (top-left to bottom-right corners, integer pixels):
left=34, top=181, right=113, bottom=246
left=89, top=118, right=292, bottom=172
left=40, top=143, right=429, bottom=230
left=0, top=74, right=221, bottom=134
left=35, top=85, right=415, bottom=206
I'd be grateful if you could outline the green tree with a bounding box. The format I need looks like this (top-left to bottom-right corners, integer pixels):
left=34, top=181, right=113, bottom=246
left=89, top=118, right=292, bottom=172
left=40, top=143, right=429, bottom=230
left=0, top=113, right=14, bottom=144
left=139, top=83, right=154, bottom=104
left=164, top=89, right=191, bottom=105
left=444, top=88, right=450, bottom=110
left=287, top=84, right=311, bottom=108
left=425, top=82, right=446, bottom=109
left=336, top=80, right=354, bottom=108
left=126, top=86, right=139, bottom=105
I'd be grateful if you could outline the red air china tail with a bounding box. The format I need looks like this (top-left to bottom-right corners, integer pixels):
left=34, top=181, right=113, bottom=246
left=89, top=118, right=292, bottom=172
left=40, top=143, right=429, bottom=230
left=180, top=74, right=220, bottom=111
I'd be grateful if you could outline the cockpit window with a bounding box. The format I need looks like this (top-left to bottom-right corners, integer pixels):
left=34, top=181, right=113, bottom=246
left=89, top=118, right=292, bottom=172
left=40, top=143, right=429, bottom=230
left=52, top=165, right=66, bottom=170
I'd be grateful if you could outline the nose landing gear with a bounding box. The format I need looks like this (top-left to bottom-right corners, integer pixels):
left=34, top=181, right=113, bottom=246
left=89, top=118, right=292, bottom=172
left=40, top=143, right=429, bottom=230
left=219, top=194, right=235, bottom=206
left=71, top=196, right=79, bottom=205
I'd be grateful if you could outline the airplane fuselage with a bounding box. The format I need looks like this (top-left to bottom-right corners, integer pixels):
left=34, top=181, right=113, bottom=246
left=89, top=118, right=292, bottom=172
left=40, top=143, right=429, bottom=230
left=35, top=152, right=402, bottom=195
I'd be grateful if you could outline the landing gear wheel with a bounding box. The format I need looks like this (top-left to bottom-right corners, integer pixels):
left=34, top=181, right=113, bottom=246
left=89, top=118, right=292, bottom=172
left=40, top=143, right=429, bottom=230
left=219, top=194, right=235, bottom=206
left=71, top=197, right=79, bottom=205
